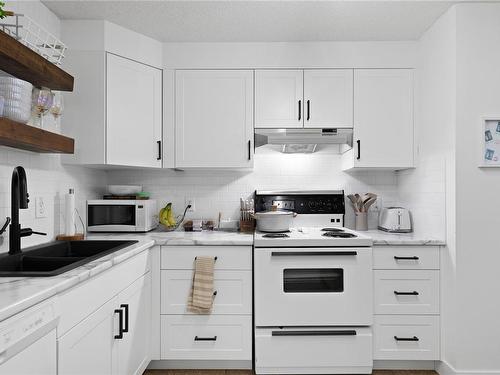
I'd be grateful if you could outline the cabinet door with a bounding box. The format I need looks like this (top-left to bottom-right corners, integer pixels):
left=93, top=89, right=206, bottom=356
left=352, top=69, right=414, bottom=168
left=255, top=70, right=303, bottom=128
left=303, top=69, right=353, bottom=128
left=175, top=70, right=254, bottom=168
left=58, top=296, right=119, bottom=375
left=106, top=53, right=162, bottom=168
left=117, top=272, right=152, bottom=375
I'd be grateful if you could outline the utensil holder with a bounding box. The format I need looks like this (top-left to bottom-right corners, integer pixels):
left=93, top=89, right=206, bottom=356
left=239, top=219, right=255, bottom=233
left=355, top=212, right=368, bottom=231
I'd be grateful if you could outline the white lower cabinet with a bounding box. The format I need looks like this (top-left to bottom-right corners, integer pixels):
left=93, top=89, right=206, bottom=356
left=373, top=246, right=441, bottom=362
left=58, top=296, right=119, bottom=375
left=374, top=315, right=439, bottom=360
left=58, top=250, right=152, bottom=375
left=117, top=273, right=152, bottom=375
left=160, top=245, right=253, bottom=365
left=161, top=315, right=252, bottom=360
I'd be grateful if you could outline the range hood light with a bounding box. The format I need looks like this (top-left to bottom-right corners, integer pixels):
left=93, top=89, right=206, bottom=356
left=282, top=144, right=317, bottom=153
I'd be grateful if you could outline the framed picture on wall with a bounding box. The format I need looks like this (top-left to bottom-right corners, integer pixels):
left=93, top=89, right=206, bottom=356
left=480, top=117, right=500, bottom=167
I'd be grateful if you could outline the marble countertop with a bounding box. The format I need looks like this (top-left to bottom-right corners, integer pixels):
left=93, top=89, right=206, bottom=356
left=0, top=238, right=154, bottom=322
left=88, top=229, right=254, bottom=246
left=365, top=230, right=445, bottom=246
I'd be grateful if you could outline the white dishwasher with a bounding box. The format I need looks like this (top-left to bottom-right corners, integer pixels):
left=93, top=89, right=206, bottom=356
left=0, top=298, right=59, bottom=375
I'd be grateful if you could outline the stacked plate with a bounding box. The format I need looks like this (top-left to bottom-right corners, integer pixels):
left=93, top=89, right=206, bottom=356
left=0, top=76, right=33, bottom=123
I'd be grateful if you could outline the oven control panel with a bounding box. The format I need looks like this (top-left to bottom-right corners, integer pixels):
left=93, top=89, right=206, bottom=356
left=255, top=191, right=345, bottom=214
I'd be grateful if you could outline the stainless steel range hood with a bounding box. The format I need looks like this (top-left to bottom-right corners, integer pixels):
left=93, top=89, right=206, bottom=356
left=255, top=128, right=353, bottom=153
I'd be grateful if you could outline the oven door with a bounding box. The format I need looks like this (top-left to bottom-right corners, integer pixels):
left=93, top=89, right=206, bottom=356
left=87, top=202, right=137, bottom=232
left=254, top=247, right=373, bottom=326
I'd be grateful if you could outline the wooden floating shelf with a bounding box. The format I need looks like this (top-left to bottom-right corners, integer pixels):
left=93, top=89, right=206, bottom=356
left=0, top=117, right=74, bottom=154
left=0, top=30, right=74, bottom=91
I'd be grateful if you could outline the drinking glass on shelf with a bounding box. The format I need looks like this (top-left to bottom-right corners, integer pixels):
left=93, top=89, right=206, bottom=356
left=50, top=92, right=63, bottom=119
left=32, top=88, right=53, bottom=128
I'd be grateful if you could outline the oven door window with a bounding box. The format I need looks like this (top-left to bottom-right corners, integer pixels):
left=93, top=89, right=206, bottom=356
left=88, top=205, right=136, bottom=226
left=283, top=268, right=344, bottom=293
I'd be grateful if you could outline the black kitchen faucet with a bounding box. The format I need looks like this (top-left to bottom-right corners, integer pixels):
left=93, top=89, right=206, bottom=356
left=0, top=166, right=46, bottom=255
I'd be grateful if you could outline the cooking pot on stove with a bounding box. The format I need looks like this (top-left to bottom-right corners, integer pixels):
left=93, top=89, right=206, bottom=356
left=253, top=206, right=296, bottom=233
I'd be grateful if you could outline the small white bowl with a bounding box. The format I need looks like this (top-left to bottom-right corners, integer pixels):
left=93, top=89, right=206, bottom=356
left=108, top=185, right=143, bottom=196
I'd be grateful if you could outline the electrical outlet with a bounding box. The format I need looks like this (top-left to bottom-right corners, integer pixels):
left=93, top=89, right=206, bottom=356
left=185, top=197, right=195, bottom=212
left=35, top=196, right=47, bottom=218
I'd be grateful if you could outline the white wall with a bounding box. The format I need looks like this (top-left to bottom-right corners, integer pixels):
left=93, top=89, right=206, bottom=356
left=401, top=5, right=457, bottom=370
left=163, top=41, right=416, bottom=69
left=108, top=147, right=399, bottom=229
left=0, top=1, right=106, bottom=253
left=108, top=40, right=420, bottom=228
left=452, top=3, right=500, bottom=372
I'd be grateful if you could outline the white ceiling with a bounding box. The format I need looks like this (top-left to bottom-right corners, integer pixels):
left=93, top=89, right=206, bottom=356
left=42, top=0, right=456, bottom=42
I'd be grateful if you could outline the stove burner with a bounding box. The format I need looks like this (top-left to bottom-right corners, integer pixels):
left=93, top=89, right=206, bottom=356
left=322, top=232, right=357, bottom=238
left=263, top=233, right=290, bottom=238
left=321, top=228, right=345, bottom=233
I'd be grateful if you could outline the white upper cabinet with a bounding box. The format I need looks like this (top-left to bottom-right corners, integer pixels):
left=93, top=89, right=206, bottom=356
left=255, top=69, right=353, bottom=129
left=175, top=70, right=254, bottom=168
left=255, top=70, right=303, bottom=128
left=106, top=54, right=162, bottom=168
left=342, top=69, right=414, bottom=170
left=61, top=20, right=163, bottom=168
left=303, top=69, right=353, bottom=128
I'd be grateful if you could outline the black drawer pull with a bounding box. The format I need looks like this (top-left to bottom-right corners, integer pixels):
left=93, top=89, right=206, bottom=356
left=194, top=256, right=217, bottom=261
left=394, top=256, right=420, bottom=261
left=357, top=139, right=361, bottom=159
left=248, top=140, right=251, bottom=161
left=298, top=100, right=302, bottom=121
left=394, top=290, right=419, bottom=296
left=272, top=330, right=356, bottom=337
left=213, top=290, right=218, bottom=296
left=271, top=251, right=357, bottom=257
left=306, top=100, right=310, bottom=120
left=194, top=336, right=217, bottom=341
left=120, top=304, right=129, bottom=333
left=394, top=336, right=419, bottom=342
left=114, top=309, right=124, bottom=339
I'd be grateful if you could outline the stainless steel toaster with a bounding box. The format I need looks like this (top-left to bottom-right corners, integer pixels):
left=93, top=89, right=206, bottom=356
left=378, top=207, right=413, bottom=233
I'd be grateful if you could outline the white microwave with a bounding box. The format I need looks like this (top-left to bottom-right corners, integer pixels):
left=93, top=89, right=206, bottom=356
left=87, top=200, right=158, bottom=232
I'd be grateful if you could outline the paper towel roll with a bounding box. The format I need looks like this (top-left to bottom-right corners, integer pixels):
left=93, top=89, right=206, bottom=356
left=65, top=188, right=75, bottom=236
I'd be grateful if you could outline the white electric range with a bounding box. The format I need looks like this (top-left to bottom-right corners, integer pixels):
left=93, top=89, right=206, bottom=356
left=253, top=190, right=374, bottom=375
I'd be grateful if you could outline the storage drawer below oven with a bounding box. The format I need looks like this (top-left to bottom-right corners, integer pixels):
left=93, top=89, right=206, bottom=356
left=255, top=327, right=373, bottom=374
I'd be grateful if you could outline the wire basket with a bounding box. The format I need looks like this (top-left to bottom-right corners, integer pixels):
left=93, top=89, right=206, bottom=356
left=0, top=13, right=67, bottom=66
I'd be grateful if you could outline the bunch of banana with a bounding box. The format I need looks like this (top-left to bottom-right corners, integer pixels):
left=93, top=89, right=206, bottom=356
left=159, top=203, right=177, bottom=227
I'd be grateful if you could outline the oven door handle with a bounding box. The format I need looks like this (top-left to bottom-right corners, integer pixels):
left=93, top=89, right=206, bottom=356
left=271, top=251, right=357, bottom=256
left=272, top=330, right=357, bottom=337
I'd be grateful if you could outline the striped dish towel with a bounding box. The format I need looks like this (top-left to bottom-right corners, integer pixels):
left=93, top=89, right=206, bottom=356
left=187, top=256, right=216, bottom=314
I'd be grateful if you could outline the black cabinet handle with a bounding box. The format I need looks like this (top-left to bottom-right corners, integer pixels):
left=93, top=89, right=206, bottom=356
left=298, top=100, right=302, bottom=121
left=272, top=330, right=356, bottom=337
left=114, top=309, right=124, bottom=339
left=213, top=291, right=218, bottom=296
left=306, top=100, right=310, bottom=121
left=248, top=140, right=251, bottom=160
left=120, top=304, right=129, bottom=333
left=394, top=336, right=419, bottom=342
left=394, top=291, right=419, bottom=296
left=357, top=139, right=361, bottom=159
left=195, top=256, right=217, bottom=261
left=394, top=256, right=420, bottom=261
left=272, top=251, right=357, bottom=257
left=157, top=140, right=162, bottom=160
left=194, top=336, right=217, bottom=341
